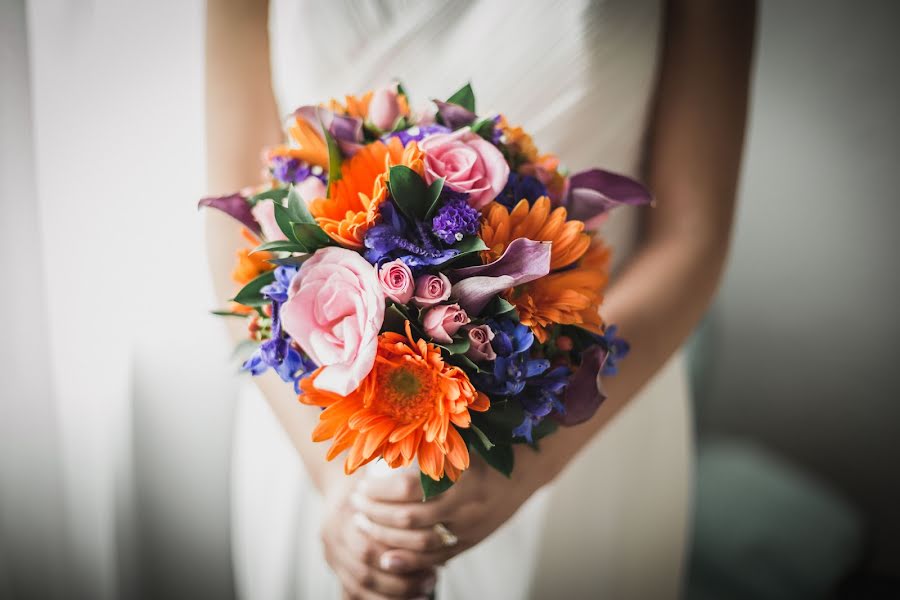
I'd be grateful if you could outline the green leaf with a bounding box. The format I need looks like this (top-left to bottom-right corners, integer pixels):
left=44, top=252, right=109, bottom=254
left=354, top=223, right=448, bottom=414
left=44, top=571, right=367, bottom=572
left=420, top=471, right=454, bottom=500
left=248, top=187, right=288, bottom=207
left=272, top=202, right=304, bottom=247
left=435, top=336, right=470, bottom=356
left=286, top=185, right=319, bottom=224
left=388, top=165, right=429, bottom=222
left=251, top=240, right=307, bottom=254
left=232, top=270, right=275, bottom=307
left=210, top=309, right=251, bottom=318
left=424, top=177, right=445, bottom=219
left=446, top=83, right=476, bottom=113
left=438, top=235, right=489, bottom=267
left=446, top=353, right=484, bottom=373
left=482, top=296, right=517, bottom=318
left=292, top=223, right=333, bottom=250
left=324, top=129, right=343, bottom=195
left=267, top=255, right=312, bottom=267
left=470, top=117, right=495, bottom=140
left=469, top=424, right=495, bottom=450
left=462, top=425, right=513, bottom=477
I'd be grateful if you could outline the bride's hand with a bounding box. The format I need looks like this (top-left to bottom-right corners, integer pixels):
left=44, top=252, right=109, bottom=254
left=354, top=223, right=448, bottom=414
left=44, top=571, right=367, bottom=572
left=350, top=449, right=545, bottom=572
left=321, top=478, right=437, bottom=599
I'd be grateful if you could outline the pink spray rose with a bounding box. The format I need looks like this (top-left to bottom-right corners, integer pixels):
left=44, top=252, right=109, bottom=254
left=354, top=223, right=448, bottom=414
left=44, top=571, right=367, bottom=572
left=250, top=200, right=287, bottom=241
left=281, top=247, right=385, bottom=396
left=464, top=324, right=497, bottom=362
left=378, top=259, right=414, bottom=304
left=422, top=303, right=470, bottom=344
left=412, top=273, right=452, bottom=307
left=369, top=86, right=401, bottom=131
left=420, top=128, right=510, bottom=209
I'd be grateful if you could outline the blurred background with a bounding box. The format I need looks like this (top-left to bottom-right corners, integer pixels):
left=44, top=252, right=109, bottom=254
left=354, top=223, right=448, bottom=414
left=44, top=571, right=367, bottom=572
left=1, top=1, right=897, bottom=599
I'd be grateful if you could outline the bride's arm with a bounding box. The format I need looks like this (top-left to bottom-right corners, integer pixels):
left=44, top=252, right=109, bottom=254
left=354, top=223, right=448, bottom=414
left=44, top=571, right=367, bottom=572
left=352, top=0, right=757, bottom=569
left=204, top=0, right=343, bottom=493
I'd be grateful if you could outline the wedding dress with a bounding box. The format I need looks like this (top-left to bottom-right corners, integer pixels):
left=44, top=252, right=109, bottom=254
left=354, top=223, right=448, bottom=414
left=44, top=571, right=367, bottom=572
left=232, top=1, right=692, bottom=598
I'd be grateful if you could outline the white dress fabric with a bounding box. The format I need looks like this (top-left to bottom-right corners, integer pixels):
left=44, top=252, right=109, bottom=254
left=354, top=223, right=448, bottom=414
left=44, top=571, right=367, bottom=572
left=233, top=1, right=693, bottom=598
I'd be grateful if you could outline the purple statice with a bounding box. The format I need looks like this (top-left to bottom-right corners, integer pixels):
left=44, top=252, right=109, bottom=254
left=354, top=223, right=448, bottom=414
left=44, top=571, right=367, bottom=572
left=383, top=124, right=451, bottom=147
left=268, top=155, right=326, bottom=186
left=431, top=193, right=480, bottom=244
left=495, top=172, right=548, bottom=209
left=363, top=200, right=459, bottom=269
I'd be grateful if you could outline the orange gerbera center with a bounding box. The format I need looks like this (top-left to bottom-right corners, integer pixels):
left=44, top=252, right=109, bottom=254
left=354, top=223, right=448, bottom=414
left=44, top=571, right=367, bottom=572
left=308, top=137, right=425, bottom=249
left=480, top=197, right=591, bottom=271
left=299, top=321, right=489, bottom=482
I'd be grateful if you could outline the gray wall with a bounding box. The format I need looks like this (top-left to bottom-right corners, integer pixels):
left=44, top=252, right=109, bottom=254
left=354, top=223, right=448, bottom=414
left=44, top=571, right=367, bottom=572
left=695, top=0, right=900, bottom=576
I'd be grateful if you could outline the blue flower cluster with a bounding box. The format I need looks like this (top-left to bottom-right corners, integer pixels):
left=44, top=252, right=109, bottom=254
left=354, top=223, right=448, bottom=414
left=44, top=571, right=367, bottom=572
left=364, top=201, right=459, bottom=269
left=475, top=319, right=570, bottom=443
left=242, top=266, right=317, bottom=392
left=383, top=124, right=451, bottom=147
left=269, top=155, right=326, bottom=186
left=495, top=172, right=548, bottom=209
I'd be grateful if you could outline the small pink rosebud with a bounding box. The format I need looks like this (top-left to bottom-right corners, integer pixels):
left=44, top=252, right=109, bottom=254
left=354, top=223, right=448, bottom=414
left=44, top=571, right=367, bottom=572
left=422, top=304, right=470, bottom=344
left=413, top=273, right=452, bottom=307
left=465, top=324, right=496, bottom=362
left=369, top=86, right=401, bottom=131
left=378, top=259, right=415, bottom=304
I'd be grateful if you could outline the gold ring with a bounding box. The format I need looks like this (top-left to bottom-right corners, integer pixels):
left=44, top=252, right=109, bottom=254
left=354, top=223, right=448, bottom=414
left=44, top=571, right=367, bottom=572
left=433, top=523, right=458, bottom=547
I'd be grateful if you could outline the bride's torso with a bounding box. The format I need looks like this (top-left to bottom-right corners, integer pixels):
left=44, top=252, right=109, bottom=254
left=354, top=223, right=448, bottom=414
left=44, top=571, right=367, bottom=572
left=268, top=0, right=663, bottom=266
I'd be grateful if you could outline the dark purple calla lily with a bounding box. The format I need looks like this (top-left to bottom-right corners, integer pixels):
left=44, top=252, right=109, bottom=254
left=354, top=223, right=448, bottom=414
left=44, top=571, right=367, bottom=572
left=294, top=105, right=365, bottom=157
left=565, top=169, right=653, bottom=230
left=555, top=345, right=608, bottom=426
left=450, top=238, right=551, bottom=314
left=433, top=100, right=477, bottom=130
left=198, top=193, right=260, bottom=234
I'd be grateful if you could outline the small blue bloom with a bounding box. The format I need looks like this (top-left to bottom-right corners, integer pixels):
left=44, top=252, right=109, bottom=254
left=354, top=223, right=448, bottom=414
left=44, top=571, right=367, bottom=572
left=242, top=298, right=317, bottom=390
left=269, top=156, right=326, bottom=186
left=260, top=266, right=299, bottom=303
left=383, top=124, right=451, bottom=146
left=596, top=325, right=630, bottom=376
left=431, top=193, right=480, bottom=244
left=496, top=173, right=548, bottom=209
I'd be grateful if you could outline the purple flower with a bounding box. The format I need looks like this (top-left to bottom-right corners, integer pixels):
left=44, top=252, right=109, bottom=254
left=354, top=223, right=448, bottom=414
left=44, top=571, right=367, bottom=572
left=363, top=201, right=459, bottom=269
left=496, top=172, right=548, bottom=209
left=596, top=325, right=630, bottom=376
left=242, top=297, right=317, bottom=391
left=512, top=366, right=571, bottom=443
left=269, top=156, right=326, bottom=186
left=474, top=319, right=545, bottom=397
left=260, top=266, right=299, bottom=303
left=431, top=193, right=480, bottom=244
left=383, top=124, right=451, bottom=147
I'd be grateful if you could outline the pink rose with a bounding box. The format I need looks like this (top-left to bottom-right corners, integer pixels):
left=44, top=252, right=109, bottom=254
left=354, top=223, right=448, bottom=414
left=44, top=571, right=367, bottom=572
left=412, top=273, right=451, bottom=307
left=464, top=324, right=496, bottom=362
left=281, top=247, right=385, bottom=396
left=378, top=259, right=414, bottom=304
left=369, top=86, right=401, bottom=131
left=251, top=200, right=287, bottom=241
left=422, top=303, right=470, bottom=344
left=294, top=176, right=327, bottom=203
left=420, top=129, right=510, bottom=209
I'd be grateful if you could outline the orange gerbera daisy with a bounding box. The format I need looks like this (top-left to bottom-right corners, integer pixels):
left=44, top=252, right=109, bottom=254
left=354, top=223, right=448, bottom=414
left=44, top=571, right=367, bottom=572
left=308, top=137, right=425, bottom=249
left=299, top=321, right=489, bottom=482
left=507, top=242, right=611, bottom=343
left=480, top=197, right=591, bottom=271
left=265, top=113, right=331, bottom=170
left=325, top=91, right=374, bottom=120
left=497, top=115, right=539, bottom=163
left=231, top=228, right=273, bottom=285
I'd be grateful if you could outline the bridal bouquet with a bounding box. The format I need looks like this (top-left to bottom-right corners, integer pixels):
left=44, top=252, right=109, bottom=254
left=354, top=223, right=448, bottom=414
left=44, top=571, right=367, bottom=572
left=201, top=83, right=650, bottom=497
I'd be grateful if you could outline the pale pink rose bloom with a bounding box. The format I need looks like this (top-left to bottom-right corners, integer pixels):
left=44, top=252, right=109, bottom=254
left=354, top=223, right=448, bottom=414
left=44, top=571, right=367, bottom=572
left=412, top=273, right=452, bottom=307
left=420, top=129, right=510, bottom=209
left=281, top=247, right=386, bottom=396
left=465, top=324, right=497, bottom=362
left=422, top=303, right=470, bottom=344
left=294, top=176, right=327, bottom=203
left=369, top=86, right=401, bottom=131
left=378, top=259, right=414, bottom=304
left=250, top=199, right=288, bottom=241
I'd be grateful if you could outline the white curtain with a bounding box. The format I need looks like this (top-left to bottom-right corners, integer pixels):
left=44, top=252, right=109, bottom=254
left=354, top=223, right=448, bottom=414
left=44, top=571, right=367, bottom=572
left=1, top=1, right=235, bottom=597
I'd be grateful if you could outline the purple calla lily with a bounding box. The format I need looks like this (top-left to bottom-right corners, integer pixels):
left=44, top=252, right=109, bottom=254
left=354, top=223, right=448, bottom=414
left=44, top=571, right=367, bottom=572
left=198, top=193, right=260, bottom=234
left=294, top=105, right=364, bottom=157
left=450, top=238, right=551, bottom=314
left=433, top=100, right=477, bottom=130
left=565, top=169, right=653, bottom=230
left=555, top=345, right=608, bottom=426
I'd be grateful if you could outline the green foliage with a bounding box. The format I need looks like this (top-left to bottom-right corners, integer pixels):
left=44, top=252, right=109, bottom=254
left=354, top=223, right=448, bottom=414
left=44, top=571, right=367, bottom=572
left=210, top=309, right=251, bottom=318
left=462, top=421, right=514, bottom=477
left=424, top=177, right=446, bottom=219
left=388, top=165, right=430, bottom=222
left=420, top=471, right=454, bottom=500
left=252, top=240, right=308, bottom=254
left=471, top=117, right=496, bottom=140
left=446, top=83, right=476, bottom=113
left=248, top=187, right=288, bottom=207
left=232, top=270, right=275, bottom=307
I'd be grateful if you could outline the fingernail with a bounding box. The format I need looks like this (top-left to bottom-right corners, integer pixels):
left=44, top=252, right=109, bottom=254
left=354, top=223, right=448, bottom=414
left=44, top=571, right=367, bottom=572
left=379, top=554, right=404, bottom=571
left=352, top=512, right=372, bottom=533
